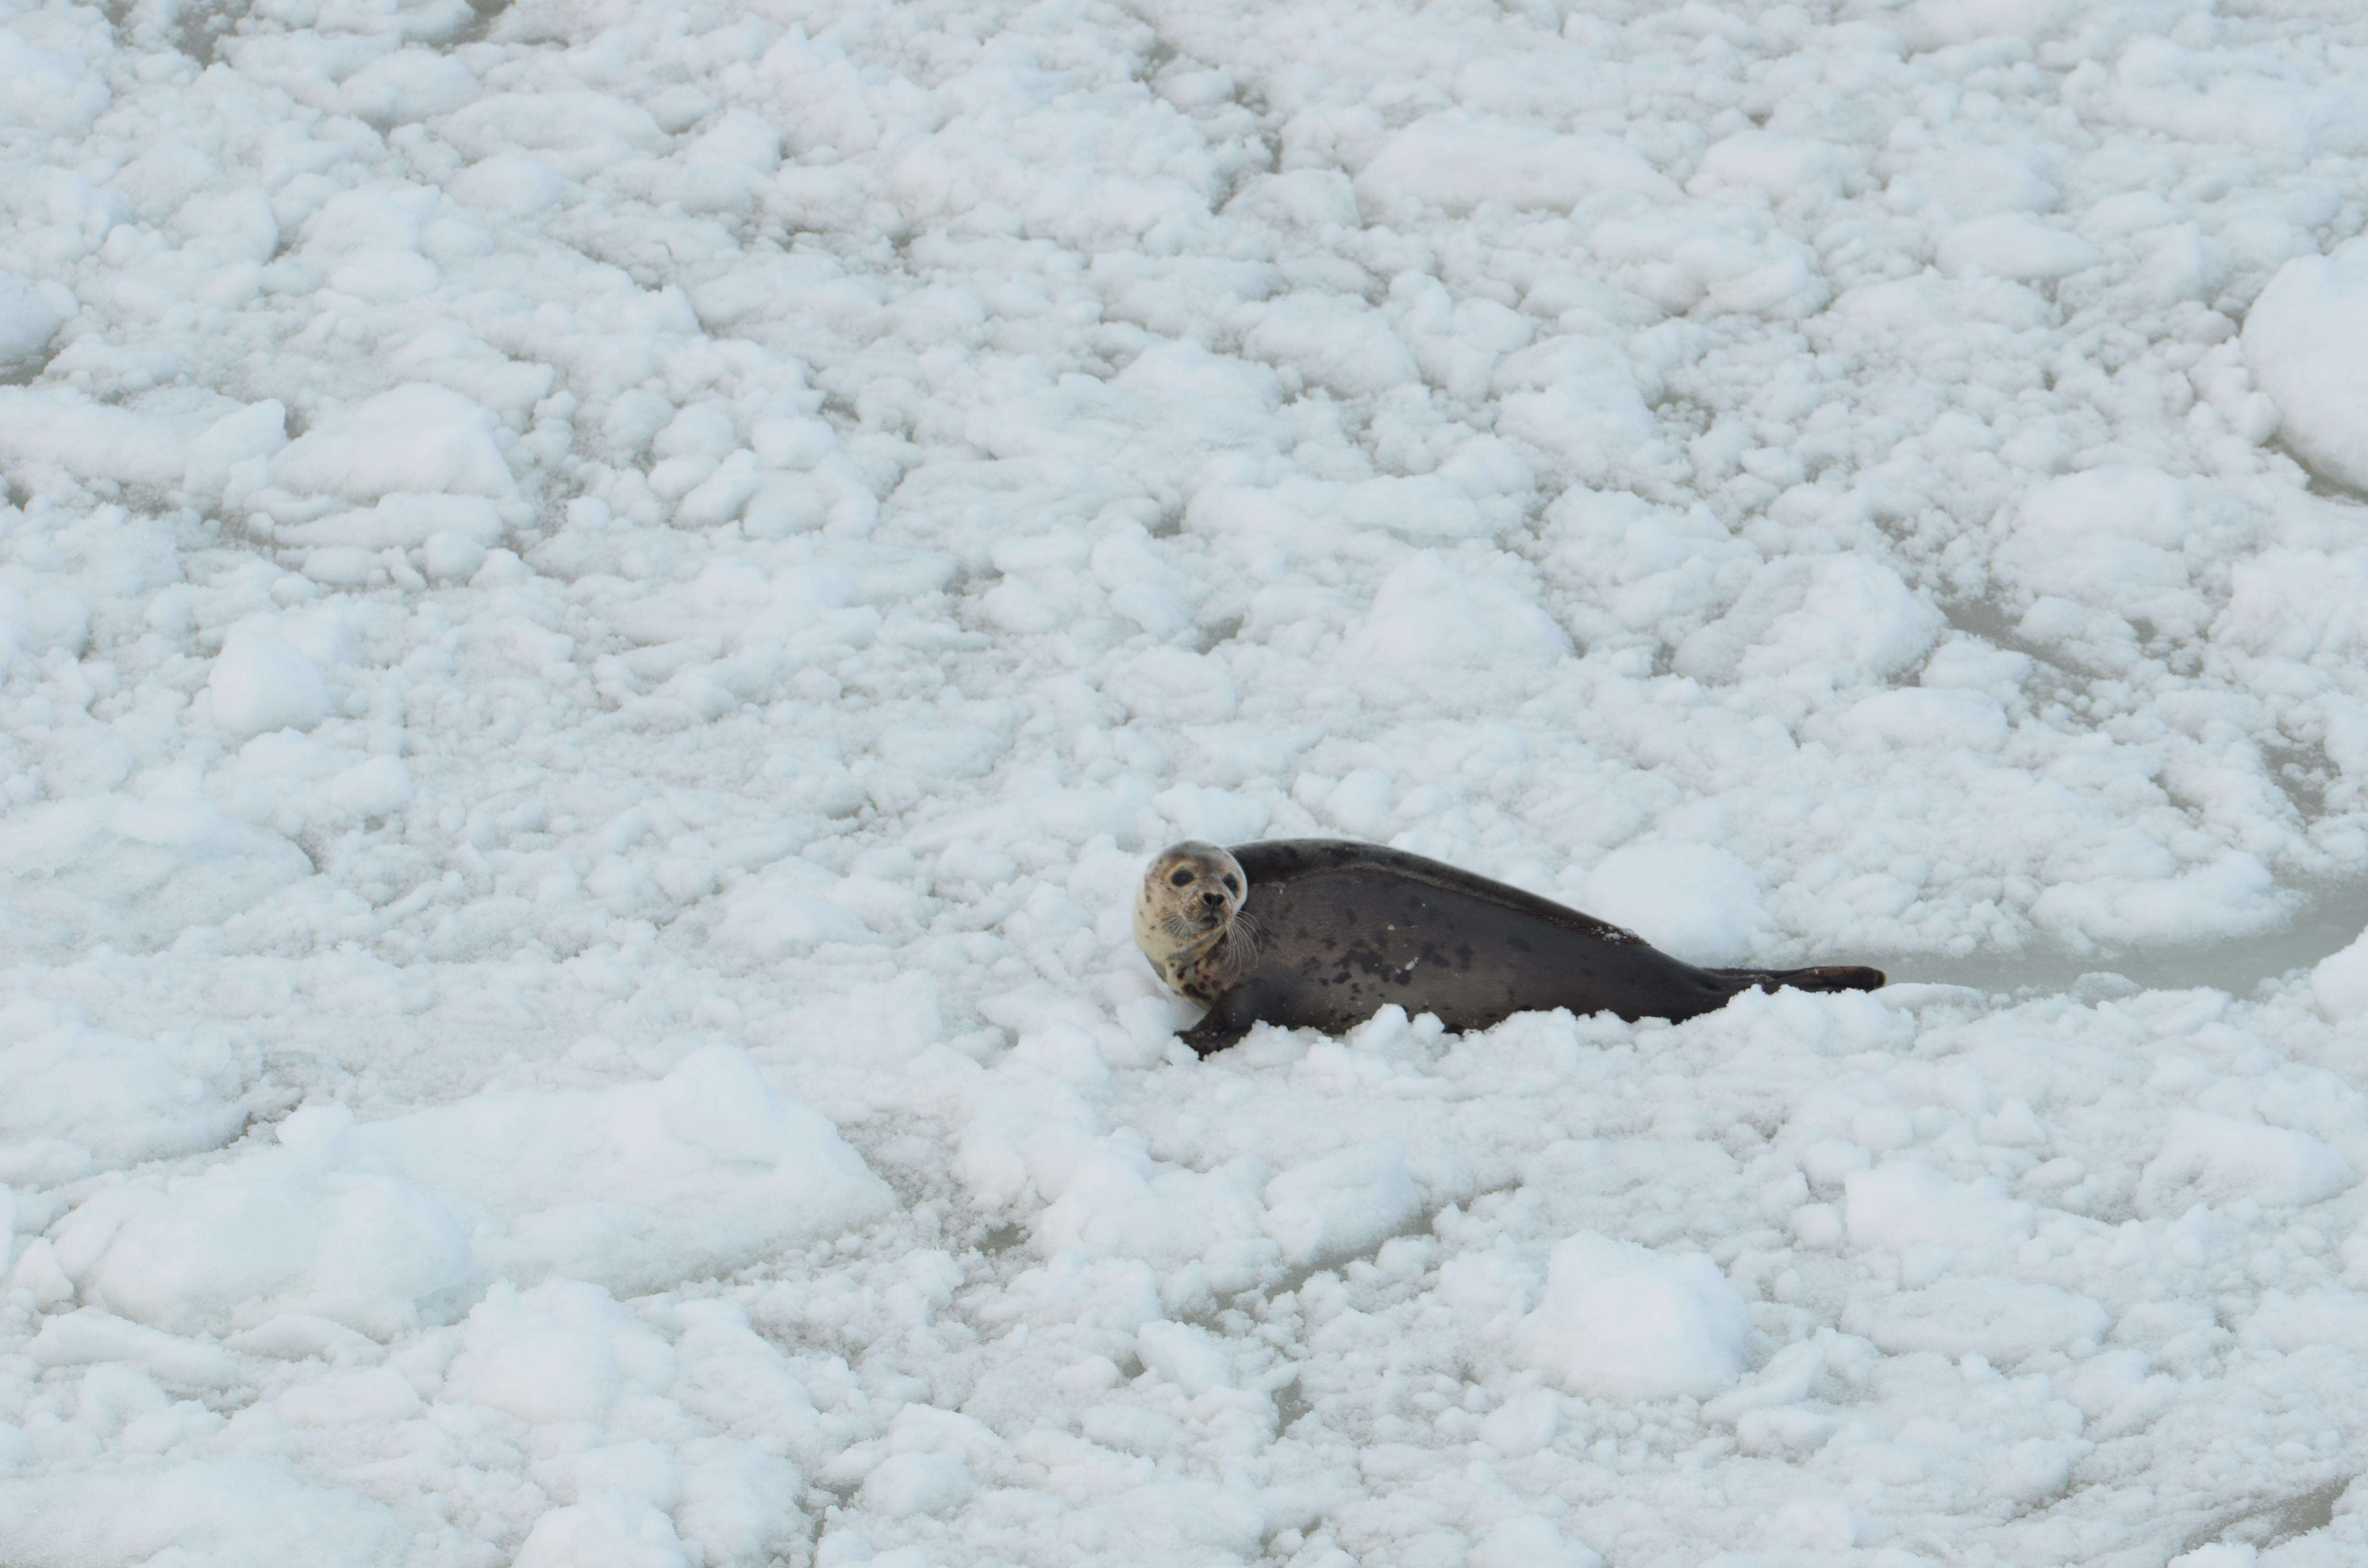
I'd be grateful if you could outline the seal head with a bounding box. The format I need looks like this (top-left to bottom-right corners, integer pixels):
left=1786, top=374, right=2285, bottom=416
left=1133, top=840, right=1251, bottom=1002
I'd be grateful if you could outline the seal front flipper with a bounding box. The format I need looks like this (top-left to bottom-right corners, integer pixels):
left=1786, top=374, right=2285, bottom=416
left=1178, top=985, right=1268, bottom=1058
left=1179, top=1016, right=1245, bottom=1058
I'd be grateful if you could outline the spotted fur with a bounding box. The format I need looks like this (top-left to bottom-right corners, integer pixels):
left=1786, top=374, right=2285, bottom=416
left=1134, top=841, right=1253, bottom=1002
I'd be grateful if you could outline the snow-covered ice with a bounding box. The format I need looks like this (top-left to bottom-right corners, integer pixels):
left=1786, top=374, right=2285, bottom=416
left=10, top=0, right=2368, bottom=1562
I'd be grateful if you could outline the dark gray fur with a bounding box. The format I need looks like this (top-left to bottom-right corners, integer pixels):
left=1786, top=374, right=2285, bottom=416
left=1179, top=838, right=1886, bottom=1056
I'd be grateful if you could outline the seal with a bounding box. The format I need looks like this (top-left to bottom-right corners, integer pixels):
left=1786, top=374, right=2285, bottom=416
left=1135, top=838, right=1886, bottom=1057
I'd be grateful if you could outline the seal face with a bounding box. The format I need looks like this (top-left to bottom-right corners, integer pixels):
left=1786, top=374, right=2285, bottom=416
left=1135, top=837, right=1886, bottom=1056
left=1133, top=840, right=1253, bottom=1002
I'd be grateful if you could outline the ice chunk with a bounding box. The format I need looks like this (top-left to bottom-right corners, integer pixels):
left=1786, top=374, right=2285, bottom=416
left=0, top=1003, right=250, bottom=1184
left=339, top=49, right=478, bottom=124
left=2028, top=850, right=2280, bottom=948
left=0, top=32, right=111, bottom=133
left=171, top=189, right=280, bottom=267
left=277, top=494, right=505, bottom=551
left=0, top=1461, right=428, bottom=1566
left=182, top=401, right=287, bottom=501
left=437, top=90, right=667, bottom=179
left=860, top=1452, right=974, bottom=1518
left=1936, top=216, right=2104, bottom=281
left=1678, top=555, right=1942, bottom=686
left=56, top=1121, right=481, bottom=1339
left=710, top=859, right=885, bottom=959
left=1358, top=116, right=1678, bottom=215
left=443, top=1279, right=667, bottom=1424
left=1690, top=131, right=1855, bottom=206
left=1833, top=688, right=2009, bottom=751
left=2247, top=1289, right=2368, bottom=1355
left=449, top=154, right=567, bottom=214
left=0, top=791, right=313, bottom=959
left=1515, top=1234, right=1751, bottom=1399
left=1929, top=144, right=2060, bottom=217
left=271, top=383, right=515, bottom=501
left=1743, top=556, right=1944, bottom=682
left=1238, top=293, right=1418, bottom=397
left=1469, top=1517, right=1603, bottom=1568
left=0, top=273, right=61, bottom=365
left=1492, top=335, right=1658, bottom=479
left=371, top=1045, right=895, bottom=1290
left=1844, top=1162, right=2035, bottom=1252
left=1583, top=842, right=1763, bottom=967
left=514, top=1494, right=692, bottom=1568
left=0, top=389, right=202, bottom=488
left=1847, top=1279, right=2109, bottom=1366
left=1113, top=339, right=1284, bottom=406
left=209, top=626, right=333, bottom=735
left=1262, top=1141, right=1422, bottom=1267
left=51, top=1047, right=891, bottom=1335
left=1479, top=1388, right=1559, bottom=1457
left=2313, top=929, right=2368, bottom=1021
left=1994, top=467, right=2206, bottom=639
left=2137, top=1110, right=2356, bottom=1215
left=1340, top=551, right=1570, bottom=674
left=2244, top=243, right=2368, bottom=490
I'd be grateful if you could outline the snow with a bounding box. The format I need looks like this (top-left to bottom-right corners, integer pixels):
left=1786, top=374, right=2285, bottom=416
left=1513, top=1233, right=1753, bottom=1400
left=7, top=0, right=2368, bottom=1563
left=2244, top=243, right=2368, bottom=491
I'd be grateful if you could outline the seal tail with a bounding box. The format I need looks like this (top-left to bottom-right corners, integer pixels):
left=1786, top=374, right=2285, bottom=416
left=1711, top=964, right=1887, bottom=995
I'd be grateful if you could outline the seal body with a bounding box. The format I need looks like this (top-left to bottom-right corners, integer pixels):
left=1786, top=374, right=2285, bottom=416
left=1140, top=838, right=1886, bottom=1057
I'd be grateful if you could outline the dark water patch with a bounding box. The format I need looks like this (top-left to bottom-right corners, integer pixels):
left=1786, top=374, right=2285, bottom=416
left=2264, top=741, right=2336, bottom=821
left=0, top=343, right=58, bottom=388
left=452, top=0, right=513, bottom=46
left=174, top=0, right=249, bottom=65
left=1875, top=880, right=2368, bottom=1000
left=2180, top=1475, right=2350, bottom=1556
left=2270, top=435, right=2368, bottom=506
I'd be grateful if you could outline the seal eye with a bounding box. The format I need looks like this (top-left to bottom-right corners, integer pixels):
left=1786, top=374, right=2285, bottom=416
left=1169, top=868, right=1195, bottom=887
left=1222, top=876, right=1239, bottom=893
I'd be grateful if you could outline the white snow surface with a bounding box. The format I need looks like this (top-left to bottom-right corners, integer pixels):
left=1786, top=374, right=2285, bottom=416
left=11, top=0, right=2368, bottom=1563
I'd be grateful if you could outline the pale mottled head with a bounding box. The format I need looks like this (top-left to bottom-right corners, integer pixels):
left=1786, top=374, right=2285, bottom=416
left=1134, top=840, right=1247, bottom=981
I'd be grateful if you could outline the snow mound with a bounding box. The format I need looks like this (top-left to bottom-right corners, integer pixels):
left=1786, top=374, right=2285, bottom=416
left=0, top=1460, right=443, bottom=1568
left=2313, top=929, right=2368, bottom=1021
left=2136, top=1110, right=2356, bottom=1215
left=270, top=383, right=515, bottom=502
left=0, top=1002, right=251, bottom=1185
left=1515, top=1234, right=1752, bottom=1400
left=1847, top=1279, right=2110, bottom=1367
left=1844, top=1162, right=2036, bottom=1252
left=50, top=1047, right=891, bottom=1336
left=1357, top=116, right=1678, bottom=216
left=2243, top=243, right=2368, bottom=489
left=0, top=273, right=61, bottom=365
left=1582, top=842, right=1764, bottom=967
left=0, top=791, right=314, bottom=959
left=1262, top=1141, right=1423, bottom=1267
left=209, top=626, right=334, bottom=736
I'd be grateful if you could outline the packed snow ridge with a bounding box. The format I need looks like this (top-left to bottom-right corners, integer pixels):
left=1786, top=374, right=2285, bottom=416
left=12, top=0, right=2368, bottom=1562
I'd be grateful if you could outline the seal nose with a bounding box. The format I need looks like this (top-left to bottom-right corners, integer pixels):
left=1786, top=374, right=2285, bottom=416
left=1200, top=891, right=1225, bottom=911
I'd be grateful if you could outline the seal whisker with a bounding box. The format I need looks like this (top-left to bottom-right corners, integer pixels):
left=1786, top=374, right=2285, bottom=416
left=1219, top=908, right=1262, bottom=982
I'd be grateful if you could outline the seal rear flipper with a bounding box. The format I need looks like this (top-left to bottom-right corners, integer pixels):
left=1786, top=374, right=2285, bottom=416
left=1711, top=964, right=1887, bottom=995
